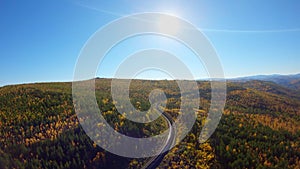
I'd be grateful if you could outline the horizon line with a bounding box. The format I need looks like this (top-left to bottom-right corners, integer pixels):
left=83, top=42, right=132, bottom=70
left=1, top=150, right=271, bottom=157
left=1, top=72, right=299, bottom=88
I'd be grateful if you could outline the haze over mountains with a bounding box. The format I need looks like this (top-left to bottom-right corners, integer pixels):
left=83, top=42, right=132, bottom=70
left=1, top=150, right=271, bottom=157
left=230, top=73, right=300, bottom=91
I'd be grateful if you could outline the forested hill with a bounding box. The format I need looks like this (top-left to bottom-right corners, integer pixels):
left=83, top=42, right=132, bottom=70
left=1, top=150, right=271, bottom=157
left=0, top=79, right=299, bottom=168
left=230, top=73, right=300, bottom=91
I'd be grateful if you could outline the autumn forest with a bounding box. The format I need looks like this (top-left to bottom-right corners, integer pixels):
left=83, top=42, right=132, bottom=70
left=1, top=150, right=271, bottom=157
left=0, top=78, right=299, bottom=169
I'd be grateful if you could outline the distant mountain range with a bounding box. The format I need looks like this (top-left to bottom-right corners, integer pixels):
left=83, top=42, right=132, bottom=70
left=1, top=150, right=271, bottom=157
left=229, top=73, right=300, bottom=91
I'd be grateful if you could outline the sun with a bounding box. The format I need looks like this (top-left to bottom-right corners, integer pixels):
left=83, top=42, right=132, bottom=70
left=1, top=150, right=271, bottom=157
left=157, top=13, right=182, bottom=36
left=152, top=7, right=184, bottom=36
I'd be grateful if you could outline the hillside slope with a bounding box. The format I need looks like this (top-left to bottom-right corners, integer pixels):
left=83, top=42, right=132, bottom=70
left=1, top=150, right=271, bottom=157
left=0, top=79, right=299, bottom=168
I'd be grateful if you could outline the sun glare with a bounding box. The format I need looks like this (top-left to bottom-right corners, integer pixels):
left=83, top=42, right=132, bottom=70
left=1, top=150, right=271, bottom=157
left=157, top=13, right=182, bottom=35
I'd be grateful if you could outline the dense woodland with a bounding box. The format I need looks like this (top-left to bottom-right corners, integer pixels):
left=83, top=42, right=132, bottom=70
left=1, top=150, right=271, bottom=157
left=0, top=79, right=299, bottom=169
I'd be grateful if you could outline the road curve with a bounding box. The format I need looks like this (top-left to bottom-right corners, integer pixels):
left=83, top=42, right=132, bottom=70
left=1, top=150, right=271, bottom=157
left=141, top=106, right=176, bottom=169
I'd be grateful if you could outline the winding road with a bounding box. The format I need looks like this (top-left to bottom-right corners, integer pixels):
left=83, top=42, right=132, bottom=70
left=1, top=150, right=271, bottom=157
left=141, top=105, right=176, bottom=169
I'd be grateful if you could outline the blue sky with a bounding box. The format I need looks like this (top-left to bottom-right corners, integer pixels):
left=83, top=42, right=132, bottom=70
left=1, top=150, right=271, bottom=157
left=1, top=0, right=300, bottom=86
